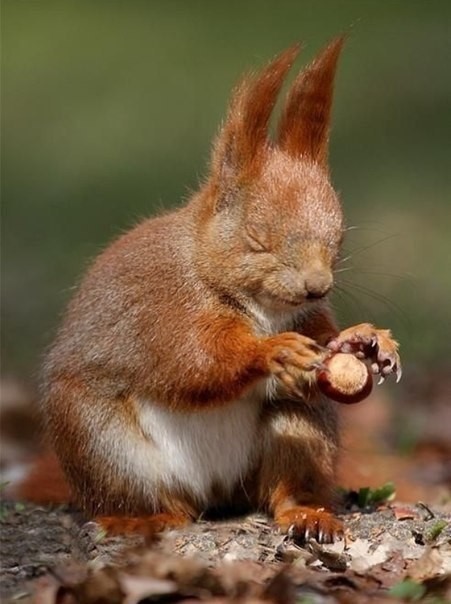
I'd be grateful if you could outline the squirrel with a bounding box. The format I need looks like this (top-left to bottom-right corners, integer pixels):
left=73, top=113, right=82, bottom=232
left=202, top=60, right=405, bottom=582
left=15, top=37, right=401, bottom=543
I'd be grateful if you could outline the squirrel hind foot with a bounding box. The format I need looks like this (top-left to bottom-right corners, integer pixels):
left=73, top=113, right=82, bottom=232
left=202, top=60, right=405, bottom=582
left=275, top=506, right=344, bottom=544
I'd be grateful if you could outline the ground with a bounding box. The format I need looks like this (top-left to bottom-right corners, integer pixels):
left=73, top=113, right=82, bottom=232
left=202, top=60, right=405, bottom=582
left=1, top=500, right=450, bottom=603
left=1, top=374, right=450, bottom=603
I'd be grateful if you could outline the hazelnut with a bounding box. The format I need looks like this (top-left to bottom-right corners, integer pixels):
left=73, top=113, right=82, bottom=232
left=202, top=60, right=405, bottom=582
left=317, top=352, right=373, bottom=404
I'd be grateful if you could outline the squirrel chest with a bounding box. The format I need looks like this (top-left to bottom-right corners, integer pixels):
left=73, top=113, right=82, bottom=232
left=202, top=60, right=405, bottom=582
left=134, top=303, right=298, bottom=503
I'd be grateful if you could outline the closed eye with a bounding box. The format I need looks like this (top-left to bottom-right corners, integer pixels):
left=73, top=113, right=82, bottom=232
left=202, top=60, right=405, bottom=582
left=245, top=231, right=268, bottom=253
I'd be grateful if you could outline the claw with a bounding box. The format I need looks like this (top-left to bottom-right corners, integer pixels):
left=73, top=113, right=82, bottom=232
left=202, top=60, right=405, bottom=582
left=294, top=387, right=305, bottom=399
left=328, top=325, right=401, bottom=389
left=377, top=375, right=385, bottom=385
left=382, top=364, right=393, bottom=375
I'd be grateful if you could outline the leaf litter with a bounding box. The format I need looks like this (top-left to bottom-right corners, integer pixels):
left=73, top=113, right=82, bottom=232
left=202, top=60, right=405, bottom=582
left=2, top=380, right=451, bottom=602
left=1, top=500, right=450, bottom=603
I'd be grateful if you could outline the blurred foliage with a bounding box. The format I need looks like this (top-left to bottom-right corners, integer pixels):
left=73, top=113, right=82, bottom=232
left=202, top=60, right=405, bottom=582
left=2, top=0, right=451, bottom=379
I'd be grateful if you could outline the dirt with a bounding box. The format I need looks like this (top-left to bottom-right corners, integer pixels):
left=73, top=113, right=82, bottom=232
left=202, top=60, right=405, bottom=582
left=1, top=374, right=450, bottom=602
left=1, top=500, right=450, bottom=603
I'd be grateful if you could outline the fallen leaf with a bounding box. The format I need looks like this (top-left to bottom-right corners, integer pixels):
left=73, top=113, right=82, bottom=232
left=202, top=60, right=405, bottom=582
left=262, top=568, right=297, bottom=604
left=409, top=547, right=450, bottom=581
left=31, top=575, right=60, bottom=604
left=346, top=538, right=391, bottom=572
left=119, top=574, right=178, bottom=604
left=275, top=536, right=314, bottom=565
left=308, top=540, right=348, bottom=572
left=392, top=505, right=420, bottom=521
left=74, top=567, right=124, bottom=604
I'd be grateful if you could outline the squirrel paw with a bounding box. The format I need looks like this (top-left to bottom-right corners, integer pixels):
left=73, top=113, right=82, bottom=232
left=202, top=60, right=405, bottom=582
left=327, top=323, right=401, bottom=384
left=275, top=506, right=344, bottom=544
left=265, top=332, right=327, bottom=397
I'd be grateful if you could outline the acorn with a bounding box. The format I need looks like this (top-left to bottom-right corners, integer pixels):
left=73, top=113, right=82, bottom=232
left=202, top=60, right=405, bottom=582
left=317, top=352, right=373, bottom=404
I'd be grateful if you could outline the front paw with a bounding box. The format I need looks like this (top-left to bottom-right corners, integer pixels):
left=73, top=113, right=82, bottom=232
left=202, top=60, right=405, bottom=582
left=265, top=332, right=327, bottom=397
left=327, top=323, right=401, bottom=383
left=276, top=506, right=344, bottom=544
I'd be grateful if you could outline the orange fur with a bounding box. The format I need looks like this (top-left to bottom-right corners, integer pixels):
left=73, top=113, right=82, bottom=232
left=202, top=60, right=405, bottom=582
left=278, top=36, right=345, bottom=165
left=14, top=37, right=401, bottom=543
left=96, top=513, right=191, bottom=538
left=14, top=451, right=72, bottom=504
left=275, top=507, right=343, bottom=543
left=211, top=44, right=300, bottom=189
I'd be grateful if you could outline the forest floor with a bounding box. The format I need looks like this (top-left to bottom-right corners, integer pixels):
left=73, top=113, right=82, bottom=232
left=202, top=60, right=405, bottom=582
left=1, top=500, right=451, bottom=603
left=0, top=371, right=450, bottom=603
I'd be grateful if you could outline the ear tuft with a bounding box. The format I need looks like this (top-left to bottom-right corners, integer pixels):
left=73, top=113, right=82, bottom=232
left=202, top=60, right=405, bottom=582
left=211, top=44, right=300, bottom=194
left=278, top=36, right=345, bottom=166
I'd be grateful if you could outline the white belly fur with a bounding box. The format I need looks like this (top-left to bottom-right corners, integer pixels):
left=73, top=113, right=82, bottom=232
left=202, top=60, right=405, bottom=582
left=135, top=394, right=263, bottom=504
left=116, top=301, right=304, bottom=508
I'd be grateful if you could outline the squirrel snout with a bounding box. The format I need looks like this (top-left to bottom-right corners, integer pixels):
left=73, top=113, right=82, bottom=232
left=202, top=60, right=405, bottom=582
left=304, top=270, right=333, bottom=299
left=279, top=268, right=333, bottom=302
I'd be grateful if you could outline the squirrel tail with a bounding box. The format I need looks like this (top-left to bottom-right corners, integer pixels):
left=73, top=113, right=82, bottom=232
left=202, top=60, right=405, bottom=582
left=10, top=453, right=194, bottom=538
left=11, top=450, right=73, bottom=504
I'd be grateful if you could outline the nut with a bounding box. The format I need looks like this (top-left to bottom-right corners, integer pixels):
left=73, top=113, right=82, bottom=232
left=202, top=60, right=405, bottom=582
left=317, top=352, right=373, bottom=404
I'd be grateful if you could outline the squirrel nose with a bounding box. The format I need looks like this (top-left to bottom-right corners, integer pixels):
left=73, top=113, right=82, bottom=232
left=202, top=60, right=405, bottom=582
left=304, top=270, right=333, bottom=299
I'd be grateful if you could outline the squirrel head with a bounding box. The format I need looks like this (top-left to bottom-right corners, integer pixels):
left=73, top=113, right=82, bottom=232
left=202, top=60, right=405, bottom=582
left=195, top=38, right=345, bottom=312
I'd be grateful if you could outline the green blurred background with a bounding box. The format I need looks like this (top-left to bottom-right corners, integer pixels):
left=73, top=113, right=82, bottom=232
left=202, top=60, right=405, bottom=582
left=2, top=0, right=450, bottom=381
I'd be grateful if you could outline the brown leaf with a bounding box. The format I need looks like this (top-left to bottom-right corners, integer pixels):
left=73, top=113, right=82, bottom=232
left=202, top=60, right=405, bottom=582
left=409, top=547, right=448, bottom=582
left=31, top=575, right=60, bottom=604
left=73, top=567, right=124, bottom=604
left=392, top=505, right=420, bottom=521
left=307, top=540, right=348, bottom=572
left=119, top=574, right=178, bottom=604
left=263, top=568, right=297, bottom=604
left=215, top=560, right=270, bottom=598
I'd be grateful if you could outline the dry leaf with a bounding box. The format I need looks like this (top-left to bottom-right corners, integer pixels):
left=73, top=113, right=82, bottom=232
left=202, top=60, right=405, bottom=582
left=347, top=538, right=391, bottom=572
left=31, top=575, right=60, bottom=604
left=392, top=505, right=420, bottom=521
left=308, top=540, right=348, bottom=572
left=409, top=546, right=451, bottom=581
left=119, top=574, right=178, bottom=604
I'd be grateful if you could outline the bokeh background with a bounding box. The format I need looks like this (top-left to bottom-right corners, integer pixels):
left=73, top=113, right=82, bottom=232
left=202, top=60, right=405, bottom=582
left=2, top=0, right=450, bottom=379
left=2, top=0, right=451, bottom=503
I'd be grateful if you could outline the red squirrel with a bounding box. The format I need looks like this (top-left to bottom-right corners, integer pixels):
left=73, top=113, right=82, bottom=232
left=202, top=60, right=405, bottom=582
left=17, top=37, right=401, bottom=543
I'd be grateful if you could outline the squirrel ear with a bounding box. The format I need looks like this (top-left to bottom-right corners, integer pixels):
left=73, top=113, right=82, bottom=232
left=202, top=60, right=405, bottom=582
left=211, top=44, right=300, bottom=201
left=277, top=36, right=345, bottom=166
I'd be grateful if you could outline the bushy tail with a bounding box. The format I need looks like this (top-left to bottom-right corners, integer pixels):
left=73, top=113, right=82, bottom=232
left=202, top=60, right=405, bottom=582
left=11, top=450, right=73, bottom=504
